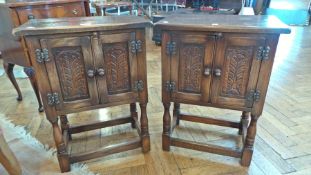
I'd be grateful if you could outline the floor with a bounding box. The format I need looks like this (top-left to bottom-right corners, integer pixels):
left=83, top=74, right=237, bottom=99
left=1, top=5, right=311, bottom=175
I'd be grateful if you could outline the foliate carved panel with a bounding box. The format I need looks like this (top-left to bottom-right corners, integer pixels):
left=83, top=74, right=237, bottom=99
left=52, top=46, right=89, bottom=101
left=221, top=46, right=253, bottom=97
left=103, top=42, right=131, bottom=94
left=178, top=44, right=204, bottom=93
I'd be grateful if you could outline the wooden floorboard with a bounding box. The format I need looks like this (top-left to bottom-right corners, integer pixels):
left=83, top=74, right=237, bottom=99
left=1, top=9, right=311, bottom=174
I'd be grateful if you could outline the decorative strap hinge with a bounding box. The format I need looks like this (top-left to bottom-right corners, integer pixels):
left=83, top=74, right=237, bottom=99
left=130, top=40, right=142, bottom=53
left=166, top=81, right=176, bottom=92
left=35, top=48, right=49, bottom=63
left=166, top=42, right=176, bottom=56
left=256, top=46, right=270, bottom=61
left=134, top=80, right=144, bottom=92
left=246, top=90, right=260, bottom=107
left=47, top=92, right=60, bottom=106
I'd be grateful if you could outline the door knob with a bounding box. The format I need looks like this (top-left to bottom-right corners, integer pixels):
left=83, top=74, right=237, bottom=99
left=204, top=67, right=211, bottom=76
left=87, top=69, right=95, bottom=78
left=214, top=68, right=221, bottom=77
left=97, top=68, right=105, bottom=76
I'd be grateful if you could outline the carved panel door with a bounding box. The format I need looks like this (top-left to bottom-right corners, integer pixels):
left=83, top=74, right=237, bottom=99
left=170, top=33, right=215, bottom=103
left=94, top=32, right=139, bottom=104
left=41, top=36, right=99, bottom=111
left=211, top=34, right=266, bottom=108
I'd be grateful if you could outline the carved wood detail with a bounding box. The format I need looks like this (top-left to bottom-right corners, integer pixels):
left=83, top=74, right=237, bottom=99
left=179, top=44, right=204, bottom=93
left=221, top=46, right=253, bottom=97
left=103, top=42, right=131, bottom=94
left=52, top=46, right=89, bottom=101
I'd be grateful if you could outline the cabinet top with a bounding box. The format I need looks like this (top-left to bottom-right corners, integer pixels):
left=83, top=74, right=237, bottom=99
left=13, top=16, right=151, bottom=36
left=154, top=15, right=291, bottom=34
left=0, top=0, right=88, bottom=7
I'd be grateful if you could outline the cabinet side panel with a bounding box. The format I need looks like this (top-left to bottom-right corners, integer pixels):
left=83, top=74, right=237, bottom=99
left=253, top=34, right=280, bottom=116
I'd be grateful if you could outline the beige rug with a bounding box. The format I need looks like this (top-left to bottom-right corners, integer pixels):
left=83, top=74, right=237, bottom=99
left=0, top=115, right=97, bottom=175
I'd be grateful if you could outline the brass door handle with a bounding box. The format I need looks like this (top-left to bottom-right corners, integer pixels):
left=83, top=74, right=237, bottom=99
left=87, top=69, right=95, bottom=78
left=204, top=67, right=211, bottom=76
left=97, top=68, right=105, bottom=76
left=214, top=68, right=221, bottom=77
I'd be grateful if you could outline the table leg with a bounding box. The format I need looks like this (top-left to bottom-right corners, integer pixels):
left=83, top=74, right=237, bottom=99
left=173, top=102, right=180, bottom=126
left=162, top=102, right=171, bottom=151
left=23, top=67, right=44, bottom=112
left=130, top=103, right=137, bottom=128
left=241, top=113, right=259, bottom=166
left=3, top=62, right=22, bottom=101
left=60, top=115, right=72, bottom=140
left=140, top=102, right=150, bottom=153
left=51, top=118, right=70, bottom=172
left=239, top=111, right=250, bottom=135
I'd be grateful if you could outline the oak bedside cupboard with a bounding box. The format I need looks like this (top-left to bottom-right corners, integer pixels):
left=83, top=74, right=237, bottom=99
left=13, top=16, right=150, bottom=172
left=155, top=15, right=290, bottom=166
left=0, top=0, right=90, bottom=112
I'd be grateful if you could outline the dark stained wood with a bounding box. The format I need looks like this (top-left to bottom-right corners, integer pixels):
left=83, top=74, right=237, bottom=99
left=158, top=15, right=290, bottom=167
left=14, top=16, right=150, bottom=172
left=70, top=139, right=142, bottom=163
left=154, top=15, right=290, bottom=34
left=0, top=0, right=90, bottom=112
left=13, top=16, right=151, bottom=36
left=69, top=116, right=133, bottom=134
left=179, top=114, right=240, bottom=128
left=171, top=138, right=242, bottom=158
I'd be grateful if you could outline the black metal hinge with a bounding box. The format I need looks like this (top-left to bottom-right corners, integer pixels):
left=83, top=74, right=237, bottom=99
left=47, top=93, right=60, bottom=106
left=256, top=46, right=270, bottom=61
left=130, top=40, right=142, bottom=53
left=246, top=90, right=260, bottom=107
left=166, top=42, right=176, bottom=56
left=166, top=81, right=176, bottom=92
left=134, top=80, right=144, bottom=92
left=35, top=48, right=49, bottom=63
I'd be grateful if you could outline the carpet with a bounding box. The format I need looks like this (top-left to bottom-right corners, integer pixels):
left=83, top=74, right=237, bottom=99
left=0, top=115, right=97, bottom=175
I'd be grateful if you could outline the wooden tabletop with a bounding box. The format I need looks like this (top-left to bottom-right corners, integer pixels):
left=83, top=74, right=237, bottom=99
left=13, top=16, right=151, bottom=36
left=154, top=15, right=291, bottom=34
left=0, top=0, right=88, bottom=7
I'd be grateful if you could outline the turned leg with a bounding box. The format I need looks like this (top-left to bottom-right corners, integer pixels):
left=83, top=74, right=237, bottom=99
left=162, top=102, right=171, bottom=151
left=130, top=103, right=138, bottom=129
left=173, top=103, right=180, bottom=126
left=139, top=103, right=150, bottom=153
left=239, top=111, right=250, bottom=135
left=60, top=115, right=72, bottom=140
left=51, top=118, right=70, bottom=172
left=23, top=67, right=44, bottom=112
left=3, top=62, right=22, bottom=101
left=241, top=114, right=259, bottom=166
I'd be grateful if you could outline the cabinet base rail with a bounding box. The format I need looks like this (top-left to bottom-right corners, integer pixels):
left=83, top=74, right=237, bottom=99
left=56, top=103, right=150, bottom=172
left=163, top=103, right=253, bottom=167
left=69, top=139, right=142, bottom=163
left=171, top=137, right=242, bottom=158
